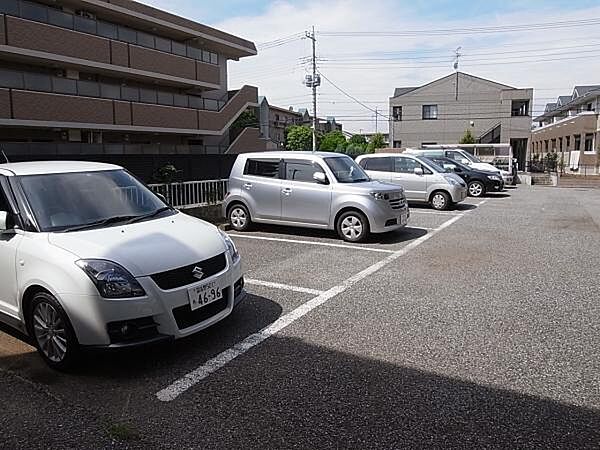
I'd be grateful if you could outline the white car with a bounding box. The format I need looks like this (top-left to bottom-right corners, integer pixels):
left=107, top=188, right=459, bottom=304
left=0, top=161, right=244, bottom=370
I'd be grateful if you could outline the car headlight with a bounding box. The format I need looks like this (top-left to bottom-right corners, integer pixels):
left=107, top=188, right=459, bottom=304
left=219, top=229, right=240, bottom=263
left=444, top=176, right=460, bottom=186
left=487, top=175, right=502, bottom=181
left=370, top=192, right=389, bottom=201
left=76, top=259, right=146, bottom=298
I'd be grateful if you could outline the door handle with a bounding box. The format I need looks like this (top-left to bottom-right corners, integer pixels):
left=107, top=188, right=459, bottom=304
left=243, top=183, right=252, bottom=190
left=282, top=187, right=292, bottom=196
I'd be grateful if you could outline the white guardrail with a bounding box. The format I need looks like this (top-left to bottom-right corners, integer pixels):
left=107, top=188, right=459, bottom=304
left=148, top=179, right=229, bottom=209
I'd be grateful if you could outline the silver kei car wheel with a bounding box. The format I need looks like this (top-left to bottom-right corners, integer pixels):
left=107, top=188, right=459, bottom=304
left=341, top=215, right=363, bottom=240
left=33, top=301, right=68, bottom=363
left=230, top=207, right=247, bottom=229
left=468, top=181, right=484, bottom=197
left=431, top=192, right=448, bottom=210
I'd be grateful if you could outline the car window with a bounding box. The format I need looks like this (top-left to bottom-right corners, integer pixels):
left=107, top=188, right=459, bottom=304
left=363, top=157, right=392, bottom=172
left=0, top=183, right=9, bottom=212
left=244, top=159, right=280, bottom=178
left=284, top=160, right=323, bottom=183
left=394, top=157, right=421, bottom=174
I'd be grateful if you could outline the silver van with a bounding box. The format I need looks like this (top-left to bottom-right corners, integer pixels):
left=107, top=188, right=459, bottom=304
left=223, top=152, right=409, bottom=242
left=356, top=153, right=467, bottom=210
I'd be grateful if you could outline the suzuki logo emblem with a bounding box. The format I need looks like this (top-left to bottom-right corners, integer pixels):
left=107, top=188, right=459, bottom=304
left=192, top=266, right=204, bottom=280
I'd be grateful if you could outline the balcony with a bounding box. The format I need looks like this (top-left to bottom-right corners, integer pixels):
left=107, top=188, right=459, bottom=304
left=0, top=14, right=220, bottom=88
left=0, top=85, right=259, bottom=135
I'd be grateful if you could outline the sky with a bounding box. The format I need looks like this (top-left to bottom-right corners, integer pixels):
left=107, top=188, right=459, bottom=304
left=144, top=0, right=600, bottom=133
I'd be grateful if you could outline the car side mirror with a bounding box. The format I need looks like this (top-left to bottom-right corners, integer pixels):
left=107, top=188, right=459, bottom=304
left=313, top=171, right=329, bottom=184
left=413, top=167, right=424, bottom=176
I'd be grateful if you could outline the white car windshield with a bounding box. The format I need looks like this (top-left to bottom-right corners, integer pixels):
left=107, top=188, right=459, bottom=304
left=457, top=150, right=482, bottom=163
left=324, top=156, right=370, bottom=183
left=19, top=169, right=172, bottom=232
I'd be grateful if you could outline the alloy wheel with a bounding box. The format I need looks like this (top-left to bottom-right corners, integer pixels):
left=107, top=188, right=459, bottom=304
left=469, top=182, right=484, bottom=197
left=341, top=215, right=363, bottom=240
left=32, top=301, right=68, bottom=363
left=230, top=207, right=247, bottom=229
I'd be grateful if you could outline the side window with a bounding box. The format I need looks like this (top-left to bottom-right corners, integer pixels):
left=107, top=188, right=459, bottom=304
left=447, top=151, right=470, bottom=164
left=244, top=159, right=280, bottom=178
left=394, top=157, right=420, bottom=174
left=363, top=157, right=392, bottom=172
left=284, top=160, right=322, bottom=183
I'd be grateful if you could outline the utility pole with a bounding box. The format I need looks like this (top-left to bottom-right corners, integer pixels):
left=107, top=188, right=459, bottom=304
left=375, top=107, right=378, bottom=133
left=304, top=26, right=319, bottom=152
left=453, top=46, right=462, bottom=101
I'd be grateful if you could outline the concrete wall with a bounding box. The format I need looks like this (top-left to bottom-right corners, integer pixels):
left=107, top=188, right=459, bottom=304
left=389, top=73, right=532, bottom=149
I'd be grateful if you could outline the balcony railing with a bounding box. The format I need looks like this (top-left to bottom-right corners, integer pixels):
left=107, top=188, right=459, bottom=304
left=0, top=142, right=228, bottom=155
left=148, top=179, right=229, bottom=209
left=0, top=0, right=219, bottom=65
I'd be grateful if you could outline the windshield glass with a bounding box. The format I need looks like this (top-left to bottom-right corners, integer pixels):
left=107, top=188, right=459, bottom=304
left=457, top=149, right=482, bottom=163
left=416, top=156, right=447, bottom=174
left=19, top=169, right=172, bottom=232
left=324, top=156, right=370, bottom=183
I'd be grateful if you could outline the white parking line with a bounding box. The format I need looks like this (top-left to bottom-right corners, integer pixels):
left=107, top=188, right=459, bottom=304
left=409, top=210, right=464, bottom=216
left=245, top=279, right=324, bottom=296
left=156, top=213, right=465, bottom=402
left=228, top=233, right=395, bottom=254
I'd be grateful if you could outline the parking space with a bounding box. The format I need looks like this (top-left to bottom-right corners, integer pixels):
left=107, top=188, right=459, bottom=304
left=2, top=187, right=600, bottom=448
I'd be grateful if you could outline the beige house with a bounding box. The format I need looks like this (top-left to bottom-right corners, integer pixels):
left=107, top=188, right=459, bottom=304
left=532, top=86, right=600, bottom=173
left=389, top=72, right=532, bottom=168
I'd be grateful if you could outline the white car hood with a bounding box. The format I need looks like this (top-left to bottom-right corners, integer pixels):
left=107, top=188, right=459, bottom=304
left=471, top=162, right=502, bottom=174
left=48, top=213, right=226, bottom=277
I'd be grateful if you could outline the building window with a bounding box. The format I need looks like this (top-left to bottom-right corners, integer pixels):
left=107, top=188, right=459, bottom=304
left=392, top=106, right=402, bottom=121
left=587, top=103, right=594, bottom=111
left=48, top=9, right=73, bottom=29
left=585, top=133, right=594, bottom=152
left=393, top=140, right=402, bottom=148
left=566, top=136, right=570, bottom=149
left=574, top=135, right=581, bottom=151
left=422, top=105, right=438, bottom=120
left=23, top=72, right=52, bottom=92
left=551, top=139, right=556, bottom=151
left=511, top=100, right=530, bottom=117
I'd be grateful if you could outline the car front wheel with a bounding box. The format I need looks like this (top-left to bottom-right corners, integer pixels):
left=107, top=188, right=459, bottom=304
left=430, top=191, right=451, bottom=210
left=337, top=211, right=369, bottom=243
left=468, top=181, right=485, bottom=197
left=27, top=292, right=80, bottom=371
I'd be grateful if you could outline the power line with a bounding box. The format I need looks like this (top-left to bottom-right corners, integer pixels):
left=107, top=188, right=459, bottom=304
left=319, top=17, right=600, bottom=37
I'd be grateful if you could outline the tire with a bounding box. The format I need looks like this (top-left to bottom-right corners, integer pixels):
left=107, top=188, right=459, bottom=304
left=228, top=203, right=251, bottom=232
left=336, top=210, right=369, bottom=243
left=468, top=181, right=485, bottom=197
left=430, top=191, right=451, bottom=211
left=27, top=292, right=80, bottom=371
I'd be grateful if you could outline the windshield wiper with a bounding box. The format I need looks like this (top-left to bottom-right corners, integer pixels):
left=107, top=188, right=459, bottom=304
left=62, top=215, right=138, bottom=232
left=126, top=206, right=173, bottom=224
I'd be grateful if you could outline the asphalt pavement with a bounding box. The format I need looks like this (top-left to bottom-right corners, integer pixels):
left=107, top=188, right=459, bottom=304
left=1, top=185, right=599, bottom=449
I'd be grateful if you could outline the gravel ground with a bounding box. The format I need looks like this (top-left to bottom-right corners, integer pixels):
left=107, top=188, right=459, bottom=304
left=1, top=186, right=599, bottom=449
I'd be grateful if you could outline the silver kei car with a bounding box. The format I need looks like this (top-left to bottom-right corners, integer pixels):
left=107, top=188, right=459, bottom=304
left=223, top=152, right=410, bottom=243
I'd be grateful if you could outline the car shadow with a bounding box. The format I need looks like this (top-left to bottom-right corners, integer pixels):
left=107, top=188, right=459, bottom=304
left=486, top=192, right=511, bottom=198
left=0, top=293, right=284, bottom=381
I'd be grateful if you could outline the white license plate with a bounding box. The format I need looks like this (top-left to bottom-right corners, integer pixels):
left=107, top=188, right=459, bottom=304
left=188, top=281, right=223, bottom=311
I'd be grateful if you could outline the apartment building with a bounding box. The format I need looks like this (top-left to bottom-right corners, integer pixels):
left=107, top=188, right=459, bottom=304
left=532, top=85, right=599, bottom=172
left=389, top=72, right=533, bottom=168
left=0, top=0, right=268, bottom=160
left=258, top=97, right=343, bottom=149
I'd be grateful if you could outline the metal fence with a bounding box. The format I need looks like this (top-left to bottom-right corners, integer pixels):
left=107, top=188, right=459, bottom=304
left=149, top=179, right=229, bottom=209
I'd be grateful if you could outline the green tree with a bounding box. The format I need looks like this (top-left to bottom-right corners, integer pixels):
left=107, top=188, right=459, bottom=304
left=230, top=109, right=259, bottom=141
left=348, top=134, right=367, bottom=147
left=319, top=130, right=347, bottom=152
left=367, top=133, right=386, bottom=153
left=285, top=125, right=314, bottom=151
left=459, top=129, right=476, bottom=144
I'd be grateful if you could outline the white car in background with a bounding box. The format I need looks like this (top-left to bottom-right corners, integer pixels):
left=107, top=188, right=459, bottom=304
left=0, top=161, right=244, bottom=370
left=405, top=148, right=512, bottom=184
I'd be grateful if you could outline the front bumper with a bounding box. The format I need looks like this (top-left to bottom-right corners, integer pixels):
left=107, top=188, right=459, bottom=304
left=448, top=185, right=468, bottom=203
left=368, top=201, right=410, bottom=234
left=69, top=255, right=245, bottom=347
left=485, top=179, right=504, bottom=192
